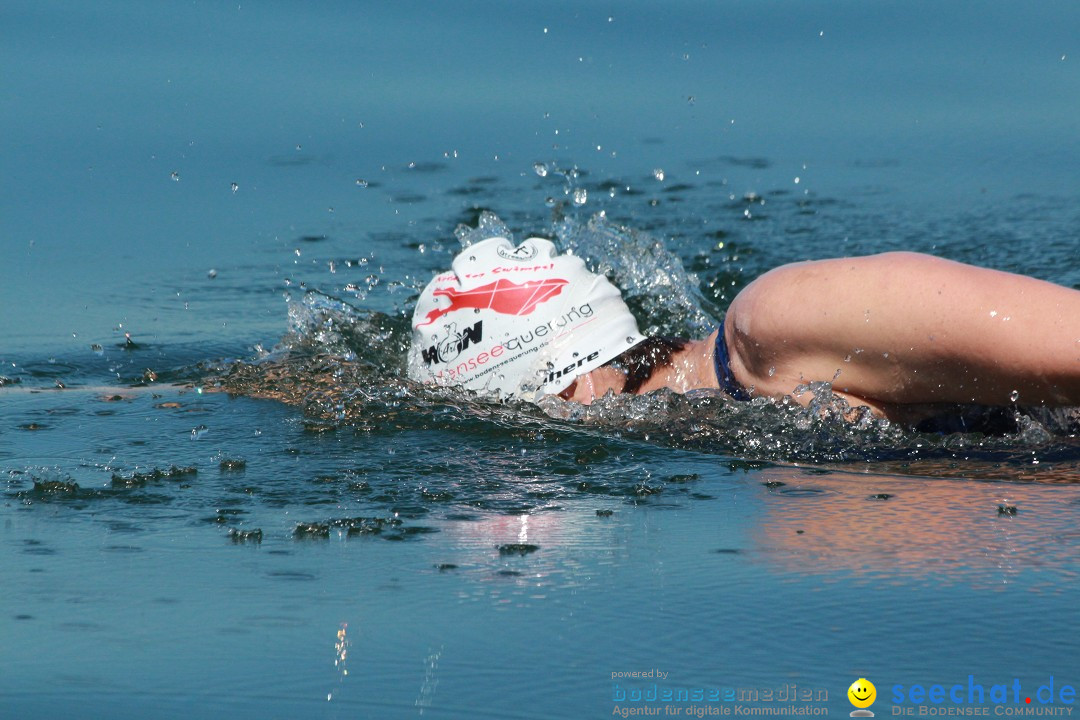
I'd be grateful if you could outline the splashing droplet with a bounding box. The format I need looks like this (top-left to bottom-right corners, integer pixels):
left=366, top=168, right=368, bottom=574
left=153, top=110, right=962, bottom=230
left=230, top=182, right=239, bottom=193
left=170, top=171, right=180, bottom=182
left=533, top=162, right=548, bottom=177
left=355, top=179, right=368, bottom=188
left=652, top=168, right=665, bottom=181
left=1010, top=389, right=1020, bottom=402
left=572, top=187, right=587, bottom=206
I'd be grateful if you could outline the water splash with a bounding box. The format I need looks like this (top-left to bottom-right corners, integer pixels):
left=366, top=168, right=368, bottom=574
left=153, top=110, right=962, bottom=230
left=414, top=646, right=443, bottom=714
left=555, top=212, right=717, bottom=337
left=454, top=211, right=514, bottom=249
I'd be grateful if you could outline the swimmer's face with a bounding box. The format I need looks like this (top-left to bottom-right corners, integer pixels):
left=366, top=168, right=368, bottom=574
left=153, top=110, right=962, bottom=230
left=848, top=679, right=876, bottom=708
left=557, top=367, right=627, bottom=404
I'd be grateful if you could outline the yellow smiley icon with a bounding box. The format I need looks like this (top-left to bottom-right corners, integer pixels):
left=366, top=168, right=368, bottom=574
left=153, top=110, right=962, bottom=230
left=848, top=678, right=876, bottom=709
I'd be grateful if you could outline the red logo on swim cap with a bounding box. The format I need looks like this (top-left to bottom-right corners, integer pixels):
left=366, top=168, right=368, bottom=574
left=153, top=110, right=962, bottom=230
left=417, top=278, right=568, bottom=326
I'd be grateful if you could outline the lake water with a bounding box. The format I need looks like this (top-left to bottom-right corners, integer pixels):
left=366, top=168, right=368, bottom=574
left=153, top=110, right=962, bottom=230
left=3, top=2, right=1080, bottom=718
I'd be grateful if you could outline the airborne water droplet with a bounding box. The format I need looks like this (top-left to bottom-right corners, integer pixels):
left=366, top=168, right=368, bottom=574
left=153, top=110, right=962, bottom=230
left=652, top=168, right=665, bottom=181
left=572, top=187, right=587, bottom=206
left=1010, top=390, right=1020, bottom=402
left=355, top=179, right=368, bottom=188
left=533, top=162, right=548, bottom=177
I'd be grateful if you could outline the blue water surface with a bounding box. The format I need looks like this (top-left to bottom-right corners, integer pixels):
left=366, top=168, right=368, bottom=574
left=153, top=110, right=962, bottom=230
left=3, top=2, right=1080, bottom=718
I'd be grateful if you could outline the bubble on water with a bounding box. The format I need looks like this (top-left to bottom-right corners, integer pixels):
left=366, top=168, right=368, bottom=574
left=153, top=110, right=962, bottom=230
left=533, top=162, right=548, bottom=177
left=572, top=187, right=588, bottom=206
left=545, top=197, right=556, bottom=207
left=207, top=269, right=217, bottom=279
left=652, top=168, right=665, bottom=181
left=355, top=179, right=368, bottom=188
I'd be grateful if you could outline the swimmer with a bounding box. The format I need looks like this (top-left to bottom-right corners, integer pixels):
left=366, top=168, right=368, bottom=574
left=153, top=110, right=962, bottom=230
left=408, top=236, right=1080, bottom=423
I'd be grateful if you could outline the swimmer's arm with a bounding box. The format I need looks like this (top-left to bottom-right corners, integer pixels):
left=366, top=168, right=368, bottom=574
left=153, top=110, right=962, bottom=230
left=723, top=252, right=1080, bottom=409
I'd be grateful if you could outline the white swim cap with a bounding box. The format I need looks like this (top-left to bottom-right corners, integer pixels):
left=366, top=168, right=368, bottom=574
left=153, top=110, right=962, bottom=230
left=408, top=237, right=644, bottom=400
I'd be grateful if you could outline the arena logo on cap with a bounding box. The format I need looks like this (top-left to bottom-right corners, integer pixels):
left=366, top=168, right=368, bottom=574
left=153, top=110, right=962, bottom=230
left=416, top=278, right=568, bottom=326
left=421, top=321, right=483, bottom=365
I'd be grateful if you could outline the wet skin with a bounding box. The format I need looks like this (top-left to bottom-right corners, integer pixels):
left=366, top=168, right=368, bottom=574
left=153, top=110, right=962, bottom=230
left=556, top=253, right=1080, bottom=422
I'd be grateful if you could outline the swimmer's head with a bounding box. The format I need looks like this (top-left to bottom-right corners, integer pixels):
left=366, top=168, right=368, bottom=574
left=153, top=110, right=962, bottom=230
left=407, top=237, right=644, bottom=401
